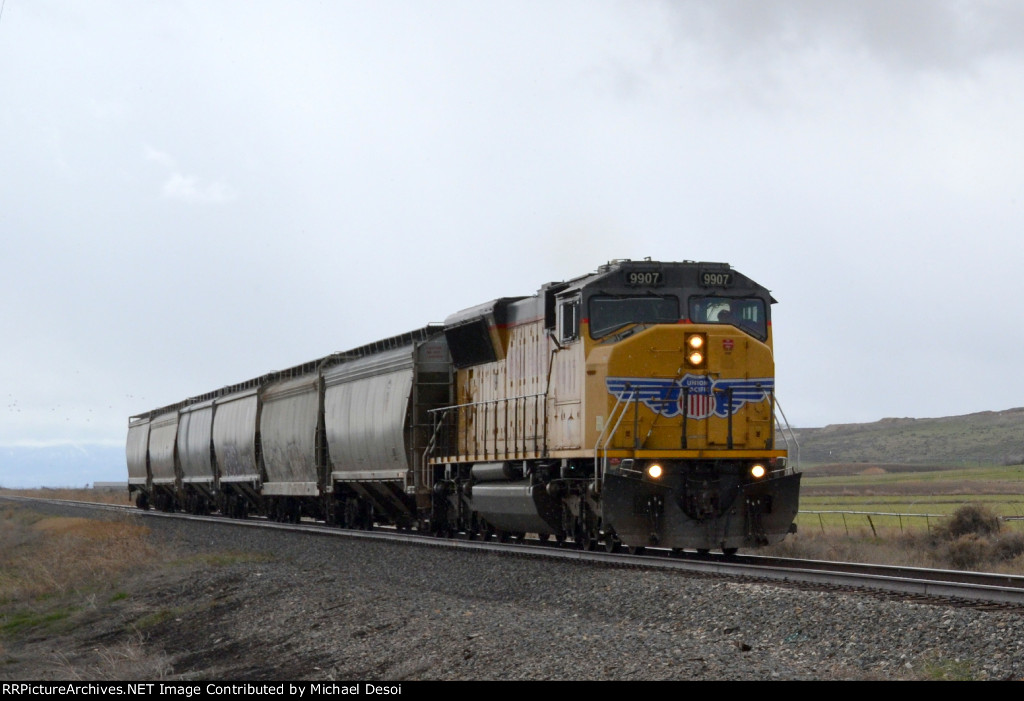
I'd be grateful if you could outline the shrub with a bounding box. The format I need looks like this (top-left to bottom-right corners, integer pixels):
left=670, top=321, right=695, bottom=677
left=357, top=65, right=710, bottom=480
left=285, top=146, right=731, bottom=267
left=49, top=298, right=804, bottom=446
left=991, top=532, right=1024, bottom=562
left=940, top=504, right=1001, bottom=539
left=945, top=534, right=990, bottom=569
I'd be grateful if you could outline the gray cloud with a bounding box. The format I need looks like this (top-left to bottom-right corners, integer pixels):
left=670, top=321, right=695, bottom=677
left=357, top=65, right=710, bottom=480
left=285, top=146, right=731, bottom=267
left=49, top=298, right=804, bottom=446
left=662, top=0, right=1024, bottom=72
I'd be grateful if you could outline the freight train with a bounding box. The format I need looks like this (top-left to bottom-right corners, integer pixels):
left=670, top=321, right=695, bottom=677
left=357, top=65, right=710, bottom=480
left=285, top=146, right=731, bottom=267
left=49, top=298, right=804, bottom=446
left=126, top=259, right=800, bottom=554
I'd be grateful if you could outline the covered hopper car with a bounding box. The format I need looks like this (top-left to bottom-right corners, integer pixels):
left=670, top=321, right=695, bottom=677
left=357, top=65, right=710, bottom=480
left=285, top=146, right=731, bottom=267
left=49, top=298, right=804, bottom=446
left=127, top=260, right=800, bottom=553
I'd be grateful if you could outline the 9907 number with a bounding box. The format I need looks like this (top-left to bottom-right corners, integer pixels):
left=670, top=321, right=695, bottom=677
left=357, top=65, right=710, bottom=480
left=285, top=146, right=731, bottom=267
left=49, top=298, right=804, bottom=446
left=625, top=271, right=663, bottom=286
left=701, top=272, right=733, bottom=287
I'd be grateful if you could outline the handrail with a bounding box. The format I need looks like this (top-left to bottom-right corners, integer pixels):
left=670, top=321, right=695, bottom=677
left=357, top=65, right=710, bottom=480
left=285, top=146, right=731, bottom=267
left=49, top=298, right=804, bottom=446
left=594, top=387, right=637, bottom=491
left=426, top=392, right=548, bottom=462
left=421, top=407, right=452, bottom=486
left=429, top=385, right=795, bottom=481
left=772, top=394, right=800, bottom=472
left=427, top=392, right=547, bottom=414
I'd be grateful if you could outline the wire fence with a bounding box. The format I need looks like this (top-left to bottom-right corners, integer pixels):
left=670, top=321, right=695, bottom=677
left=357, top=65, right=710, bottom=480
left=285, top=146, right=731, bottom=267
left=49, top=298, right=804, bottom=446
left=794, top=507, right=1024, bottom=536
left=798, top=510, right=949, bottom=537
left=797, top=510, right=1024, bottom=537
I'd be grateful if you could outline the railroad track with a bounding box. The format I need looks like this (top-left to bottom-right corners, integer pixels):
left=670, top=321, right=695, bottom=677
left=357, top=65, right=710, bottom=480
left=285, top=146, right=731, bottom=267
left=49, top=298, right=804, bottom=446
left=8, top=495, right=1024, bottom=611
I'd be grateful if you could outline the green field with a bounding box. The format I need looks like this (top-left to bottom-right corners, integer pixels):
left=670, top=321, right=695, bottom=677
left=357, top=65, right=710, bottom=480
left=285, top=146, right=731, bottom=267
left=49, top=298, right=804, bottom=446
left=752, top=461, right=1024, bottom=571
left=794, top=463, right=1024, bottom=535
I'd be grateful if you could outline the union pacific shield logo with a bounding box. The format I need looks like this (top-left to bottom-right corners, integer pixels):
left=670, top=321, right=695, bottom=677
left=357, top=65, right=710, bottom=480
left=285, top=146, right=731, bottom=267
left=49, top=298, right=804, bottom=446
left=679, top=374, right=715, bottom=419
left=605, top=375, right=774, bottom=419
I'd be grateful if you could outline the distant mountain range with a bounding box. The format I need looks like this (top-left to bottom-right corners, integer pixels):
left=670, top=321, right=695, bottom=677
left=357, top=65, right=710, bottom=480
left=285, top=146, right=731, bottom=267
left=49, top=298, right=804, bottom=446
left=2, top=407, right=1022, bottom=487
left=788, top=407, right=1024, bottom=467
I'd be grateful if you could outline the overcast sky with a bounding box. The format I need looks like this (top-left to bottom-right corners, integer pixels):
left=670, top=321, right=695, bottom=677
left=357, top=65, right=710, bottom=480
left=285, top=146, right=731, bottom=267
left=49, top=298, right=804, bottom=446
left=3, top=1, right=1024, bottom=470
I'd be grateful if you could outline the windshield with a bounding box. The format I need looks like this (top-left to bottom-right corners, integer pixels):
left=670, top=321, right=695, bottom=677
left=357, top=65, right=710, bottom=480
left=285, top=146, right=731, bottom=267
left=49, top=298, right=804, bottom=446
left=689, top=296, right=767, bottom=340
left=589, top=295, right=680, bottom=338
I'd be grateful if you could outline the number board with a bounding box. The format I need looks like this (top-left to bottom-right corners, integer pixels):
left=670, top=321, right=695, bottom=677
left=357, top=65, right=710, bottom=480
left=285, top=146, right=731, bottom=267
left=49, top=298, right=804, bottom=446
left=624, top=270, right=664, bottom=287
left=699, top=270, right=733, bottom=288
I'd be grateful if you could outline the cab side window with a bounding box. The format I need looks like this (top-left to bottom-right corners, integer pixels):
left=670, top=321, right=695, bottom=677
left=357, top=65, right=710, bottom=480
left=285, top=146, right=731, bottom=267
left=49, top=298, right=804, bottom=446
left=558, top=299, right=580, bottom=343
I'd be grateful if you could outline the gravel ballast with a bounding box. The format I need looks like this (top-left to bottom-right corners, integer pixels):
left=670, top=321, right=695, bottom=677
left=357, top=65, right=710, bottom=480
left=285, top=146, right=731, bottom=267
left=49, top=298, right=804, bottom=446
left=4, top=504, right=1024, bottom=681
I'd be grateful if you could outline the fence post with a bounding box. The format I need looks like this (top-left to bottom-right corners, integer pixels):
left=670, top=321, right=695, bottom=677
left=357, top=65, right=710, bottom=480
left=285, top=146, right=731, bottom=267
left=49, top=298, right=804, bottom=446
left=866, top=514, right=877, bottom=538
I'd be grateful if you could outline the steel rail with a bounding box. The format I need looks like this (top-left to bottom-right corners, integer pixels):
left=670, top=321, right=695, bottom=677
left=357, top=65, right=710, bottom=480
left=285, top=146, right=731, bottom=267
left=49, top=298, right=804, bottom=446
left=7, top=495, right=1024, bottom=609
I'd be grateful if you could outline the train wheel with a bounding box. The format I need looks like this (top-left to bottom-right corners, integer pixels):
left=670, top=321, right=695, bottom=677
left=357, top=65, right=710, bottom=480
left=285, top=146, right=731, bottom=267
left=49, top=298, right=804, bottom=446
left=575, top=516, right=598, bottom=551
left=537, top=533, right=551, bottom=545
left=575, top=527, right=597, bottom=551
left=604, top=533, right=623, bottom=554
left=630, top=546, right=646, bottom=555
left=343, top=498, right=359, bottom=528
left=360, top=503, right=374, bottom=530
left=462, top=513, right=478, bottom=540
left=696, top=548, right=710, bottom=555
left=722, top=547, right=738, bottom=556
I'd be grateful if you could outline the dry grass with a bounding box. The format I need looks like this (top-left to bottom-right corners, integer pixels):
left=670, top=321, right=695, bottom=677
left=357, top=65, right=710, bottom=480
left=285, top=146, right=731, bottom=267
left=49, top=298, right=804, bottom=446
left=51, top=629, right=174, bottom=681
left=764, top=503, right=1024, bottom=574
left=0, top=506, right=155, bottom=604
left=0, top=503, right=170, bottom=679
left=0, top=487, right=133, bottom=506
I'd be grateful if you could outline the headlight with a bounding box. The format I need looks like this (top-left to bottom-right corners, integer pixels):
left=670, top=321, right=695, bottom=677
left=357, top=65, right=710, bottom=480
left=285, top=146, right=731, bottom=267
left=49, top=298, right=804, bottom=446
left=750, top=464, right=766, bottom=479
left=646, top=463, right=663, bottom=480
left=685, top=334, right=707, bottom=368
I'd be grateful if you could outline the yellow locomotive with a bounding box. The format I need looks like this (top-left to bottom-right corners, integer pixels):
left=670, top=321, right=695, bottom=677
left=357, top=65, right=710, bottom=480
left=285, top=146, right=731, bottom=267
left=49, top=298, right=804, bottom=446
left=429, top=259, right=799, bottom=553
